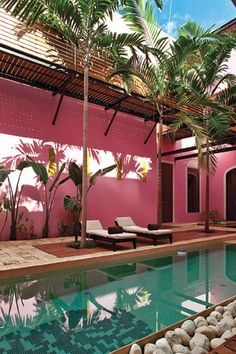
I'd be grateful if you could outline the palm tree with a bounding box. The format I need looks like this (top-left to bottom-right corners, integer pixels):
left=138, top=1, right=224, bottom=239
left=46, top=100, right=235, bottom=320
left=0, top=0, right=144, bottom=246
left=173, top=23, right=236, bottom=232
left=109, top=5, right=209, bottom=226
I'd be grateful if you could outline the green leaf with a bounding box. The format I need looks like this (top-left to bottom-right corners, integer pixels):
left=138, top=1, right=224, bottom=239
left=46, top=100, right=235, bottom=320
left=26, top=156, right=48, bottom=185
left=64, top=196, right=80, bottom=211
left=89, top=164, right=117, bottom=186
left=68, top=162, right=82, bottom=187
left=58, top=176, right=70, bottom=186
left=0, top=168, right=11, bottom=187
left=49, top=162, right=66, bottom=192
left=3, top=198, right=11, bottom=211
left=16, top=161, right=32, bottom=170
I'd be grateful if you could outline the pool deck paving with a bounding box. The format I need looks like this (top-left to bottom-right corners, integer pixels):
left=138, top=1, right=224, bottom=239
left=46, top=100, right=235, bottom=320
left=0, top=223, right=236, bottom=279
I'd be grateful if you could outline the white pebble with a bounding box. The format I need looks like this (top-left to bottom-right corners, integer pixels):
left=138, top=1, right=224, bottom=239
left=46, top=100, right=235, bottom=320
left=215, top=306, right=224, bottom=314
left=181, top=320, right=196, bottom=337
left=208, top=325, right=221, bottom=337
left=210, top=338, right=225, bottom=349
left=165, top=331, right=182, bottom=346
left=221, top=330, right=233, bottom=340
left=217, top=317, right=234, bottom=333
left=155, top=338, right=173, bottom=354
left=189, top=333, right=210, bottom=351
left=129, top=343, right=142, bottom=354
left=174, top=329, right=191, bottom=346
left=153, top=350, right=167, bottom=354
left=191, top=346, right=208, bottom=354
left=223, top=311, right=233, bottom=319
left=206, top=316, right=218, bottom=326
left=172, top=344, right=190, bottom=354
left=232, top=328, right=236, bottom=335
left=194, top=317, right=208, bottom=328
left=210, top=311, right=223, bottom=321
left=195, top=326, right=215, bottom=340
left=144, top=343, right=158, bottom=354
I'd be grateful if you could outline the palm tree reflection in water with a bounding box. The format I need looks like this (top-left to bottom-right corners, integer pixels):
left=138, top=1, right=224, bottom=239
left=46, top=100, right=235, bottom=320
left=0, top=271, right=150, bottom=336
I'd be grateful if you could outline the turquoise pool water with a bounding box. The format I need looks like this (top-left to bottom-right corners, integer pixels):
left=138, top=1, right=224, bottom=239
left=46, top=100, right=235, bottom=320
left=0, top=244, right=235, bottom=354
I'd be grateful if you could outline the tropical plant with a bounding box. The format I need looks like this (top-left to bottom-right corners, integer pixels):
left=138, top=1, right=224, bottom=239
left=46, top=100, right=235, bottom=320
left=109, top=8, right=211, bottom=226
left=0, top=164, right=30, bottom=240
left=0, top=194, right=10, bottom=239
left=0, top=0, right=145, bottom=248
left=61, top=161, right=117, bottom=244
left=21, top=156, right=66, bottom=238
left=172, top=24, right=236, bottom=232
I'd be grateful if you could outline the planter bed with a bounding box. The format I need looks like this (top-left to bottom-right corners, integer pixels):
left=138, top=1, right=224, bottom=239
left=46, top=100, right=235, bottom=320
left=111, top=295, right=236, bottom=354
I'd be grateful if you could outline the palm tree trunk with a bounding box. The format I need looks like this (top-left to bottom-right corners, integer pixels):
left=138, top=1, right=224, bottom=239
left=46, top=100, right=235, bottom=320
left=157, top=110, right=163, bottom=227
left=42, top=214, right=49, bottom=238
left=81, top=58, right=89, bottom=248
left=204, top=140, right=210, bottom=233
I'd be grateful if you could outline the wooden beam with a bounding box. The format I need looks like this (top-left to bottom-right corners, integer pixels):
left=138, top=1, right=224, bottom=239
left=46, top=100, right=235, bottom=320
left=105, top=96, right=128, bottom=111
left=52, top=72, right=74, bottom=96
left=175, top=144, right=236, bottom=161
left=144, top=122, right=157, bottom=144
left=52, top=94, right=64, bottom=125
left=160, top=136, right=236, bottom=157
left=104, top=110, right=118, bottom=136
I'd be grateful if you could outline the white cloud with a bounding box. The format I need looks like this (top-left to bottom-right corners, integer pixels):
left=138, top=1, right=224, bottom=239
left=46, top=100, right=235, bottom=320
left=164, top=20, right=177, bottom=37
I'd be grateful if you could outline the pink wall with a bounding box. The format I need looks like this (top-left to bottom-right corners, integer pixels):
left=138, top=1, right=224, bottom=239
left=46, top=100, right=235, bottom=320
left=1, top=78, right=236, bottom=239
left=210, top=150, right=236, bottom=219
left=162, top=137, right=236, bottom=223
left=0, top=78, right=157, bottom=239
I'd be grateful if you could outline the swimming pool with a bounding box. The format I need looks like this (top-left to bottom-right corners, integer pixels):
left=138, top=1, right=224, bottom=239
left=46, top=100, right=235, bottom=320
left=0, top=244, right=235, bottom=353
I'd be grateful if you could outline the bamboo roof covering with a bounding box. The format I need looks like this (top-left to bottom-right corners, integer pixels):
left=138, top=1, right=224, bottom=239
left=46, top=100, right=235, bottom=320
left=0, top=9, right=168, bottom=123
left=0, top=9, right=234, bottom=141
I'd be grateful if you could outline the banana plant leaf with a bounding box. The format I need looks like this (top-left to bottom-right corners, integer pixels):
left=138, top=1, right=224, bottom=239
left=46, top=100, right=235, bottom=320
left=49, top=162, right=66, bottom=192
left=48, top=148, right=56, bottom=176
left=64, top=196, right=81, bottom=211
left=68, top=162, right=82, bottom=187
left=23, top=156, right=48, bottom=185
left=89, top=164, right=117, bottom=185
left=0, top=166, right=11, bottom=186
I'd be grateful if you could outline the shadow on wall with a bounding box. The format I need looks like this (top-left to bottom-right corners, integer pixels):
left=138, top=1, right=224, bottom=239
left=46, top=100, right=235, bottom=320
left=0, top=133, right=153, bottom=240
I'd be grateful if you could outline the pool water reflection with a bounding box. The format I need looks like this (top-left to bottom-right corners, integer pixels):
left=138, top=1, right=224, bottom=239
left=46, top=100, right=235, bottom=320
left=0, top=244, right=235, bottom=353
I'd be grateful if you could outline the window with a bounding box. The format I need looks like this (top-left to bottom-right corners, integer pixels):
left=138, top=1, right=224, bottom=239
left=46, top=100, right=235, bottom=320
left=187, top=167, right=199, bottom=213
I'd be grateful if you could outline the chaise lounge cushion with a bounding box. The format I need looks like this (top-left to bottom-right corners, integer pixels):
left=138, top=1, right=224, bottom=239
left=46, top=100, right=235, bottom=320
left=86, top=220, right=136, bottom=239
left=115, top=217, right=172, bottom=235
left=115, top=216, right=135, bottom=227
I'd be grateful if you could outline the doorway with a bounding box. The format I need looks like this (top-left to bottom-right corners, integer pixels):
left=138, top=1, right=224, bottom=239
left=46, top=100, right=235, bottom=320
left=226, top=168, right=236, bottom=220
left=187, top=167, right=200, bottom=213
left=162, top=162, right=173, bottom=222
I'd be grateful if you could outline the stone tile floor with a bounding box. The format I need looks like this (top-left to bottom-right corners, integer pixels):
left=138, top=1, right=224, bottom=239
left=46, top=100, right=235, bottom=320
left=0, top=223, right=235, bottom=274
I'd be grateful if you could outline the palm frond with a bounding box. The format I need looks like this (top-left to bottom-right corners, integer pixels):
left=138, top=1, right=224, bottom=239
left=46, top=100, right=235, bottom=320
left=120, top=0, right=164, bottom=50
left=177, top=20, right=219, bottom=44
left=205, top=113, right=231, bottom=140
left=170, top=113, right=207, bottom=141
left=0, top=0, right=82, bottom=40
left=212, top=73, right=236, bottom=96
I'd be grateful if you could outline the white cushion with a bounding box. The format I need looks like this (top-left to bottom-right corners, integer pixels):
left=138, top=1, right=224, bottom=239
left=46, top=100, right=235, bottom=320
left=87, top=220, right=103, bottom=231
left=115, top=216, right=135, bottom=227
left=123, top=225, right=172, bottom=235
left=88, top=230, right=136, bottom=239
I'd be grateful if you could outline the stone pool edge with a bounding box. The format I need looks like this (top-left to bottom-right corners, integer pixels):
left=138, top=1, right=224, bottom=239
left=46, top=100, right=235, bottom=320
left=0, top=232, right=235, bottom=280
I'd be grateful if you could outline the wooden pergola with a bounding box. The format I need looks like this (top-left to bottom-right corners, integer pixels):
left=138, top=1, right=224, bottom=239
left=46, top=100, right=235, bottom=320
left=0, top=9, right=235, bottom=149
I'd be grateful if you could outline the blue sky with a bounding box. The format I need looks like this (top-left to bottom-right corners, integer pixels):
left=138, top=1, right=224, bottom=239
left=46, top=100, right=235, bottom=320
left=157, top=0, right=236, bottom=37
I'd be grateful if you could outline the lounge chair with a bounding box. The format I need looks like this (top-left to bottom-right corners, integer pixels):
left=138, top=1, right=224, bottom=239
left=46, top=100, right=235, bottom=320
left=115, top=216, right=173, bottom=245
left=86, top=220, right=137, bottom=251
